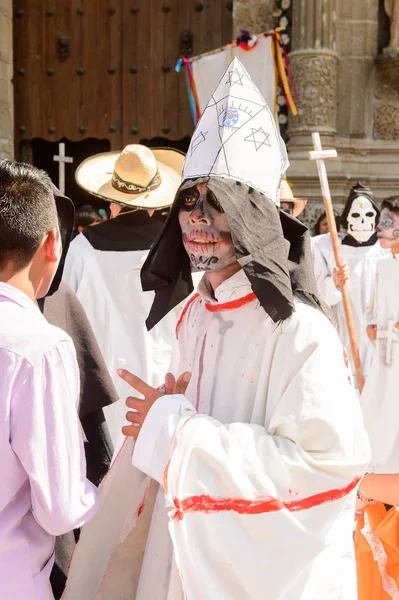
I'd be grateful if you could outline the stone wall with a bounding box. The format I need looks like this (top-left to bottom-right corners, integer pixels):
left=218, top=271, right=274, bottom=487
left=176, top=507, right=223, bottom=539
left=286, top=0, right=399, bottom=223
left=233, top=0, right=275, bottom=37
left=0, top=0, right=13, bottom=160
left=234, top=0, right=399, bottom=230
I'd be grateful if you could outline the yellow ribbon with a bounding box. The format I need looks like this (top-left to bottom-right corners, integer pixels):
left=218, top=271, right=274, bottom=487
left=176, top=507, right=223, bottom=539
left=273, top=31, right=298, bottom=116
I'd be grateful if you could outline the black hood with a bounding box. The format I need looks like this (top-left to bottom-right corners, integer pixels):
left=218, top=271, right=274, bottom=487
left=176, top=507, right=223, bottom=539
left=82, top=208, right=163, bottom=252
left=46, top=184, right=75, bottom=297
left=141, top=176, right=329, bottom=330
left=340, top=182, right=379, bottom=248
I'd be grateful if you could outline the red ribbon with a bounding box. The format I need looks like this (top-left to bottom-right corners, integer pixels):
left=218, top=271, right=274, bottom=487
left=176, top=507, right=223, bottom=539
left=279, top=36, right=299, bottom=102
left=182, top=58, right=201, bottom=123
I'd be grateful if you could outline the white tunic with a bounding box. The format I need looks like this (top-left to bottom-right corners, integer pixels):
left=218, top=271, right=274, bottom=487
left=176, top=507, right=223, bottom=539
left=63, top=270, right=370, bottom=600
left=312, top=233, right=388, bottom=379
left=63, top=233, right=178, bottom=446
left=361, top=255, right=399, bottom=474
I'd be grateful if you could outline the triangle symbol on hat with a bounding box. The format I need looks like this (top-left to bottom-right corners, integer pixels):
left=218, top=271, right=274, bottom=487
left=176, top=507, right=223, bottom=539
left=183, top=57, right=289, bottom=206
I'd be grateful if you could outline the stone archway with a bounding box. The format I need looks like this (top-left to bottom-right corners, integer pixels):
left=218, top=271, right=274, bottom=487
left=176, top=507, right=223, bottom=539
left=0, top=0, right=13, bottom=159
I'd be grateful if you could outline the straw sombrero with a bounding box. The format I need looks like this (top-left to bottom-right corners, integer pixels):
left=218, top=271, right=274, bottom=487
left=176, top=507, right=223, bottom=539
left=279, top=179, right=307, bottom=218
left=75, top=144, right=185, bottom=210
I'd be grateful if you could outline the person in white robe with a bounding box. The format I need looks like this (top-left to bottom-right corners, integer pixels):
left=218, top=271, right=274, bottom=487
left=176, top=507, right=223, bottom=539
left=63, top=58, right=370, bottom=600
left=0, top=161, right=98, bottom=600
left=63, top=146, right=184, bottom=446
left=312, top=182, right=388, bottom=380
left=361, top=195, right=399, bottom=473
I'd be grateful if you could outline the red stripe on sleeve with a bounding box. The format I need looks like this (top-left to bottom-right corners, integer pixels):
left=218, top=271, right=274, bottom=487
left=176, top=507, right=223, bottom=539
left=171, top=477, right=360, bottom=521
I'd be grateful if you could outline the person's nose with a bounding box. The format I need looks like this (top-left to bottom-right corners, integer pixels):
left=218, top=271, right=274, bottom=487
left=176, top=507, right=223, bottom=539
left=189, top=200, right=212, bottom=226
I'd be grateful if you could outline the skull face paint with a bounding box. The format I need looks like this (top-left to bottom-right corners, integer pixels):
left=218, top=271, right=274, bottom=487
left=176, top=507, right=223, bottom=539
left=377, top=207, right=399, bottom=250
left=346, top=196, right=377, bottom=243
left=178, top=184, right=236, bottom=272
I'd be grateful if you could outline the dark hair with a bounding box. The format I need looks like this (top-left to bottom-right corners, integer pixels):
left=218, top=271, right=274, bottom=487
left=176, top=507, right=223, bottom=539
left=313, top=210, right=340, bottom=236
left=382, top=195, right=399, bottom=213
left=75, top=205, right=102, bottom=229
left=0, top=160, right=57, bottom=270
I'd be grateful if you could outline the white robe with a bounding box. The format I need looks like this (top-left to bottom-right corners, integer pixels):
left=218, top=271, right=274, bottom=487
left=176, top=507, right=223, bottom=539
left=63, top=233, right=178, bottom=446
left=360, top=255, right=399, bottom=474
left=63, top=270, right=370, bottom=600
left=312, top=233, right=388, bottom=380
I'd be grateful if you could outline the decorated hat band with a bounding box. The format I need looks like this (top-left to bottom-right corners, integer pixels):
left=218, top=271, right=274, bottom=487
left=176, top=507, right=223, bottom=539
left=111, top=169, right=162, bottom=195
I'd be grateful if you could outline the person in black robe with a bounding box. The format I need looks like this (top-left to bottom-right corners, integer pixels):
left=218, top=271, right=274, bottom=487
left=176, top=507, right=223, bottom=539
left=37, top=185, right=118, bottom=599
left=62, top=146, right=185, bottom=446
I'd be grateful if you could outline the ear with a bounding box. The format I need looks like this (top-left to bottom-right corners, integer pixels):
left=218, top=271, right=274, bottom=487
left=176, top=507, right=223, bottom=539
left=110, top=202, right=122, bottom=218
left=44, top=227, right=61, bottom=263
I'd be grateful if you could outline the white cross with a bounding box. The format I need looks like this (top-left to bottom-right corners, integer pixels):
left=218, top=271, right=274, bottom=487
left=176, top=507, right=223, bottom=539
left=53, top=142, right=73, bottom=195
left=309, top=132, right=365, bottom=393
left=377, top=318, right=399, bottom=365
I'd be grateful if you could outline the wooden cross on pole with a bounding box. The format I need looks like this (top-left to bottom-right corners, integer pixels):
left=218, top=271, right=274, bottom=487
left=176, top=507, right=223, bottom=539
left=53, top=142, right=73, bottom=195
left=309, top=132, right=365, bottom=393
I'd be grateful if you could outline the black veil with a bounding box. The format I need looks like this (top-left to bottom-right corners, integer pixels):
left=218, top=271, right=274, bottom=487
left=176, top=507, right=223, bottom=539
left=141, top=176, right=329, bottom=330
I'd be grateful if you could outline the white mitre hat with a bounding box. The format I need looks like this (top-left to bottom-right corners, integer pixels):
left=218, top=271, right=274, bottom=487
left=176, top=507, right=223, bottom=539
left=182, top=57, right=289, bottom=206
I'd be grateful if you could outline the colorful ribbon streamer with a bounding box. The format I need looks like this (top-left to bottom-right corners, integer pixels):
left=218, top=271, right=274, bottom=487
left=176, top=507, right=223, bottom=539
left=182, top=58, right=201, bottom=123
left=276, top=33, right=299, bottom=102
left=177, top=29, right=299, bottom=124
left=271, top=32, right=298, bottom=115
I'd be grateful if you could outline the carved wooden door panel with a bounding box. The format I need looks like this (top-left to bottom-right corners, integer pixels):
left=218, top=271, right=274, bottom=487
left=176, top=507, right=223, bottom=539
left=13, top=0, right=124, bottom=152
left=13, top=0, right=232, bottom=155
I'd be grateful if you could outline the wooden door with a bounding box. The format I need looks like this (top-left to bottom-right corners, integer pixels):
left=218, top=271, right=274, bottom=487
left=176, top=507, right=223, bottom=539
left=13, top=0, right=233, bottom=156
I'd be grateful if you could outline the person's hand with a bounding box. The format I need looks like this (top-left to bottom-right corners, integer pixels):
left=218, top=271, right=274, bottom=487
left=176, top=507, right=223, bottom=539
left=366, top=324, right=377, bottom=341
left=333, top=264, right=350, bottom=288
left=117, top=370, right=191, bottom=438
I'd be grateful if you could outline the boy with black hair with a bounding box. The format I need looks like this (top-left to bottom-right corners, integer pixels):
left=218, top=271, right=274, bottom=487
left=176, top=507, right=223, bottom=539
left=0, top=160, right=98, bottom=599
left=74, top=204, right=103, bottom=234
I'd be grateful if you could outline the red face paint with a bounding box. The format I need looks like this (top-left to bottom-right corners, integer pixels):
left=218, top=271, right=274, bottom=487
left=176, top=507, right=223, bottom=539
left=178, top=184, right=236, bottom=272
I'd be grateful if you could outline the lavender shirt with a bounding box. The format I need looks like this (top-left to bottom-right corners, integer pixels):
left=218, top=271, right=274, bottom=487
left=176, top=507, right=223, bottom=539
left=0, top=283, right=99, bottom=599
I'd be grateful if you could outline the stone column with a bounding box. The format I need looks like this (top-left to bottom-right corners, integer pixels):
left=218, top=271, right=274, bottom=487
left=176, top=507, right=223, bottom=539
left=233, top=0, right=276, bottom=38
left=288, top=0, right=339, bottom=141
left=336, top=2, right=378, bottom=139
left=285, top=1, right=343, bottom=226
left=0, top=0, right=13, bottom=160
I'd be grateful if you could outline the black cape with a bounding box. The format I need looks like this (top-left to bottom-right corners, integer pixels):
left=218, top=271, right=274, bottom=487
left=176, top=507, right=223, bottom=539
left=37, top=186, right=118, bottom=599
left=82, top=207, right=165, bottom=251
left=141, top=176, right=329, bottom=330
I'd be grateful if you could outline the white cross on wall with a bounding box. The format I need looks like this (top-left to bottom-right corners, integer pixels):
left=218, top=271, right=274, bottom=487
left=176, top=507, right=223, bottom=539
left=377, top=318, right=399, bottom=366
left=53, top=142, right=73, bottom=195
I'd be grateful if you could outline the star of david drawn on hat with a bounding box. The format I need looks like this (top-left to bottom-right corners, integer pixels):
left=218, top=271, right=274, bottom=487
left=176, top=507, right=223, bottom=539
left=182, top=57, right=289, bottom=206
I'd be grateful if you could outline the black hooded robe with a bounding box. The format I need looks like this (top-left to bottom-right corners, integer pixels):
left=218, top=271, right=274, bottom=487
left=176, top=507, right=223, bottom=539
left=38, top=186, right=118, bottom=599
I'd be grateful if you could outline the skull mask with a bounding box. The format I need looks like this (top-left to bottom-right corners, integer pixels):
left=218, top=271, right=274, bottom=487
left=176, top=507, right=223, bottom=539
left=346, top=195, right=377, bottom=243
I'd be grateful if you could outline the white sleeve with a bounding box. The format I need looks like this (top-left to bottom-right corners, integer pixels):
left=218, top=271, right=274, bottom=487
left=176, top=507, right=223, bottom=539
left=132, top=313, right=370, bottom=598
left=62, top=237, right=84, bottom=293
left=312, top=238, right=342, bottom=306
left=365, top=262, right=379, bottom=326
left=11, top=339, right=99, bottom=536
left=133, top=315, right=370, bottom=491
left=132, top=395, right=195, bottom=481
